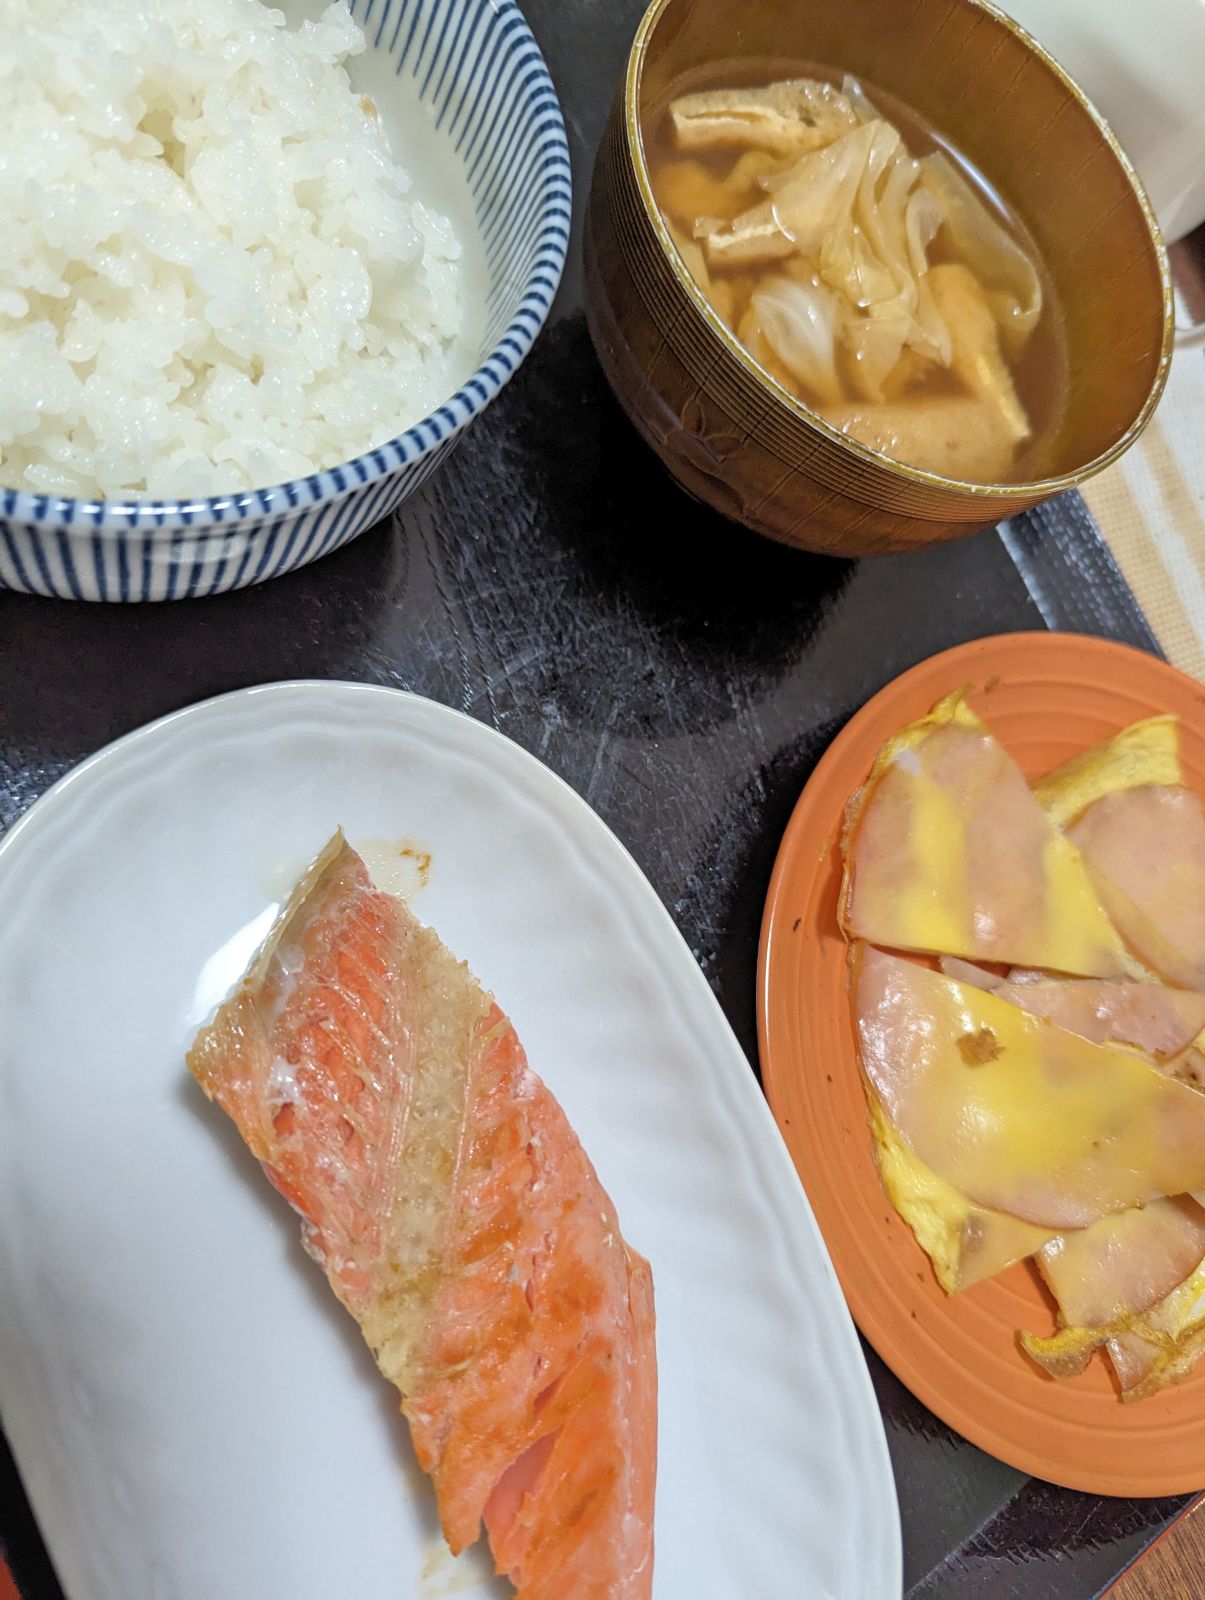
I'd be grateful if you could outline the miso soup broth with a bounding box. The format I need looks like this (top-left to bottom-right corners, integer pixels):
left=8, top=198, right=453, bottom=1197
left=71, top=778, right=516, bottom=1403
left=645, top=62, right=1069, bottom=485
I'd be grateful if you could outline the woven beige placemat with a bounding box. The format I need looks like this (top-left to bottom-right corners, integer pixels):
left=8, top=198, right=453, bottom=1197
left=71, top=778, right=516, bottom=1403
left=1080, top=311, right=1205, bottom=683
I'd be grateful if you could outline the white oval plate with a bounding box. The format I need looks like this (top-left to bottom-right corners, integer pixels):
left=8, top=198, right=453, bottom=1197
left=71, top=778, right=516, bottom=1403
left=0, top=683, right=900, bottom=1600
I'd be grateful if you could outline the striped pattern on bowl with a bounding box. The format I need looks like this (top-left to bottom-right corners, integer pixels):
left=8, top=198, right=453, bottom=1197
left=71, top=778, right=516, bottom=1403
left=0, top=0, right=570, bottom=601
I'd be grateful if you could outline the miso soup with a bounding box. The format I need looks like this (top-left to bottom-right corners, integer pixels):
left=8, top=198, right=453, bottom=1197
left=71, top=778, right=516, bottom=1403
left=645, top=63, right=1069, bottom=485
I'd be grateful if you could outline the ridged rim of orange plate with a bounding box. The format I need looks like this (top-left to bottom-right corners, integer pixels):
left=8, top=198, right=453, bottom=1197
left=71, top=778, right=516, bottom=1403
left=758, top=632, right=1205, bottom=1497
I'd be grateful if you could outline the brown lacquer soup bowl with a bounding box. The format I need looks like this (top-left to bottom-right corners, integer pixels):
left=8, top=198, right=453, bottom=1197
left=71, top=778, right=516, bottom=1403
left=584, top=0, right=1173, bottom=556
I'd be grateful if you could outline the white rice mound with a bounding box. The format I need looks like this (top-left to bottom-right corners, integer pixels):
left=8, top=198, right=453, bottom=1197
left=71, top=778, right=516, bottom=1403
left=0, top=0, right=467, bottom=500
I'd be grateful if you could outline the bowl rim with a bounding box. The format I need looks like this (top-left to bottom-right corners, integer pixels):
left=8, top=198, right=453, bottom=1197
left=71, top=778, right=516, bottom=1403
left=623, top=0, right=1175, bottom=501
left=0, top=0, right=571, bottom=537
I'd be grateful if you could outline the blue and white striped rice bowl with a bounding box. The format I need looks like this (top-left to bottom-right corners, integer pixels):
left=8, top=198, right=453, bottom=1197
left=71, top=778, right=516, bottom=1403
left=0, top=0, right=570, bottom=602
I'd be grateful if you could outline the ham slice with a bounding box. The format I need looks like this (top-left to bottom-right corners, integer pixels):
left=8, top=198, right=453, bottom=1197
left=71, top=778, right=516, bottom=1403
left=1168, top=1040, right=1205, bottom=1091
left=842, top=692, right=1135, bottom=976
left=1069, top=785, right=1205, bottom=990
left=853, top=945, right=1205, bottom=1228
left=1042, top=1198, right=1205, bottom=1325
left=1019, top=1198, right=1205, bottom=1379
left=1107, top=1260, right=1205, bottom=1400
left=868, top=1093, right=1053, bottom=1291
left=927, top=963, right=1205, bottom=1318
left=1032, top=715, right=1181, bottom=830
left=937, top=956, right=1010, bottom=989
left=936, top=963, right=1205, bottom=1058
left=885, top=954, right=1203, bottom=1293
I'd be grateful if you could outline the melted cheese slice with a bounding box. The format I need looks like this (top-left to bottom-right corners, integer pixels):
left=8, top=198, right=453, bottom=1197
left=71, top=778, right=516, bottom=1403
left=854, top=945, right=1205, bottom=1228
left=841, top=692, right=1136, bottom=975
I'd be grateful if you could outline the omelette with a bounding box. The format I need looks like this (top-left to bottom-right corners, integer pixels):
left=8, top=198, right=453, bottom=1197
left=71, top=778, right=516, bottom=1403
left=846, top=704, right=1205, bottom=1399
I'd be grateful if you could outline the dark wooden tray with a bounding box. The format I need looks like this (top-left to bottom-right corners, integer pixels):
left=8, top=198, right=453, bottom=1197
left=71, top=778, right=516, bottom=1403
left=0, top=1, right=1198, bottom=1593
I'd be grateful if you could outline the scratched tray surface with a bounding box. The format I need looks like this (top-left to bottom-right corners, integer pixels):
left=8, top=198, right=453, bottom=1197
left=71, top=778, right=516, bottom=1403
left=0, top=3, right=1179, bottom=1597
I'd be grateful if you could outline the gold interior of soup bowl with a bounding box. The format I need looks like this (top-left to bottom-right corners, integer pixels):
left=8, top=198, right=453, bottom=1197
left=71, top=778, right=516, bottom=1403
left=584, top=0, right=1174, bottom=555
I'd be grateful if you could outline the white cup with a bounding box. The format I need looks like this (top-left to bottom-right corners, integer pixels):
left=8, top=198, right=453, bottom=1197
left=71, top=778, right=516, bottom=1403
left=1000, top=0, right=1205, bottom=245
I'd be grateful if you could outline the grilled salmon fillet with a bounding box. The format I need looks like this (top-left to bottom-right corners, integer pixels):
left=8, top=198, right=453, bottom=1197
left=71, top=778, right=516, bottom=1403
left=188, top=833, right=656, bottom=1598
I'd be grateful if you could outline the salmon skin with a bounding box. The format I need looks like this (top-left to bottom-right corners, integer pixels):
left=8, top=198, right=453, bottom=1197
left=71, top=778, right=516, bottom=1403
left=188, top=834, right=656, bottom=1598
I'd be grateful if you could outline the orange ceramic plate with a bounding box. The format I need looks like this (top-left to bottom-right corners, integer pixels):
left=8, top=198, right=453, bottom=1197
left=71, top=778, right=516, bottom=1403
left=758, top=632, right=1205, bottom=1497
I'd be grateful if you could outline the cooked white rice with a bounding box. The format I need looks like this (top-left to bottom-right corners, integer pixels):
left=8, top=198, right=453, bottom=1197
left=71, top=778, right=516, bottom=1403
left=0, top=0, right=467, bottom=499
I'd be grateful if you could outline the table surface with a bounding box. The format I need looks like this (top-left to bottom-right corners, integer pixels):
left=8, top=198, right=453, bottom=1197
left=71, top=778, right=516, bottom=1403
left=1105, top=1498, right=1205, bottom=1600
left=0, top=2, right=1199, bottom=1596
